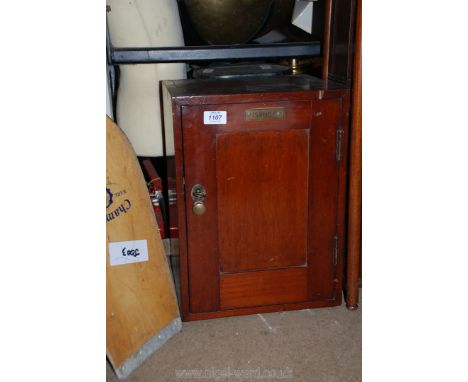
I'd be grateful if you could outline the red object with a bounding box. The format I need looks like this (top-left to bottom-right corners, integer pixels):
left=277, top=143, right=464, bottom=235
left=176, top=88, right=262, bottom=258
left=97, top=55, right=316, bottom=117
left=167, top=176, right=179, bottom=238
left=141, top=159, right=166, bottom=239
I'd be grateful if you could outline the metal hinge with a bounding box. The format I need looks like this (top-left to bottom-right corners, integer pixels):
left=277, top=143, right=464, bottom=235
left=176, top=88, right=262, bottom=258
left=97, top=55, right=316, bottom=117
left=333, top=234, right=339, bottom=266
left=336, top=129, right=344, bottom=162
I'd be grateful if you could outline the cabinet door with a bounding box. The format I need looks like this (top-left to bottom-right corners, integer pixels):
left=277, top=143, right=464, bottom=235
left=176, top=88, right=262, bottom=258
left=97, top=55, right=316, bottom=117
left=181, top=99, right=342, bottom=314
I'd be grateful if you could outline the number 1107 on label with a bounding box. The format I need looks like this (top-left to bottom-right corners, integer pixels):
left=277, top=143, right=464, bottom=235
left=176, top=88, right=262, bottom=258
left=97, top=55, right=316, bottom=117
left=204, top=111, right=227, bottom=125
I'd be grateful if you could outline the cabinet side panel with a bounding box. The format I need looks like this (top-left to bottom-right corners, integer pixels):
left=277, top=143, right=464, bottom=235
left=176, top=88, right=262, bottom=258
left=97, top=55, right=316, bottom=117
left=165, top=97, right=191, bottom=318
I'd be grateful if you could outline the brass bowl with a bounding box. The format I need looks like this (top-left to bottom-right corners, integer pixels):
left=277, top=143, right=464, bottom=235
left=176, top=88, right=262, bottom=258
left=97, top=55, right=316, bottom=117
left=183, top=0, right=275, bottom=45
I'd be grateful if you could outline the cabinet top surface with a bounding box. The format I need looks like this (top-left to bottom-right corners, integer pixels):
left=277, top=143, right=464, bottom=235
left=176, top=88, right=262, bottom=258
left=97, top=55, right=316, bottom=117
left=163, top=75, right=348, bottom=100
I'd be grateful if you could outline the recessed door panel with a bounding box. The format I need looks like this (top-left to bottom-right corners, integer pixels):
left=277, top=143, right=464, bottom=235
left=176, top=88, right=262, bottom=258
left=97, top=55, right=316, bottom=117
left=220, top=268, right=308, bottom=309
left=216, top=129, right=309, bottom=273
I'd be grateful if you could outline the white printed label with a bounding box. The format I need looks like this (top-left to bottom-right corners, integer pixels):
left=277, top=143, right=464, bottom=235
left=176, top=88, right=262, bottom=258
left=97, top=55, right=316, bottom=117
left=108, top=240, right=149, bottom=266
left=204, top=111, right=227, bottom=124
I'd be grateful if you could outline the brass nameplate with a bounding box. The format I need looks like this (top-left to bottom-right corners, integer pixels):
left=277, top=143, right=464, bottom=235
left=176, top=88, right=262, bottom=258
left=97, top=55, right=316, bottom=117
left=244, top=107, right=285, bottom=121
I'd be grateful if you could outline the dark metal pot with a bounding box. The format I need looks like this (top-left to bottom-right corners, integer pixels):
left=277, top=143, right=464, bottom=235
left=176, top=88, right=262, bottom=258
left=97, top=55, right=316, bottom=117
left=183, top=0, right=294, bottom=45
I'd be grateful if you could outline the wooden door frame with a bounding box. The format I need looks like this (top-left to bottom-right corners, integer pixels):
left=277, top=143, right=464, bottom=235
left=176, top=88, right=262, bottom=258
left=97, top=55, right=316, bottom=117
left=345, top=0, right=362, bottom=310
left=322, top=0, right=362, bottom=309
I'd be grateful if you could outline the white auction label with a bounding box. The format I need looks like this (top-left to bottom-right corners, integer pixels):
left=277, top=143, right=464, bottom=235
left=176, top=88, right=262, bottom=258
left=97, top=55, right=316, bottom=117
left=108, top=239, right=149, bottom=266
left=204, top=111, right=227, bottom=124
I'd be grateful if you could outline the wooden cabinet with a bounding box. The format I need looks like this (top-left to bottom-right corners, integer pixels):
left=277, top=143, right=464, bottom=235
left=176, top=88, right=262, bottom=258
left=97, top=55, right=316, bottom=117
left=163, top=75, right=350, bottom=321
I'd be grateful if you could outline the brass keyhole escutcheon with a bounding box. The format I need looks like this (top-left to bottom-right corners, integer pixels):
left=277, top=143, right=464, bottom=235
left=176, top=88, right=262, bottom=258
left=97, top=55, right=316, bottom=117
left=191, top=184, right=207, bottom=216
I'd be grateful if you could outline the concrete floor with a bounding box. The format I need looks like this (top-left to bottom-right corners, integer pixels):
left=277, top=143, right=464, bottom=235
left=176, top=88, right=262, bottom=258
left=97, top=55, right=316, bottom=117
left=106, top=294, right=361, bottom=382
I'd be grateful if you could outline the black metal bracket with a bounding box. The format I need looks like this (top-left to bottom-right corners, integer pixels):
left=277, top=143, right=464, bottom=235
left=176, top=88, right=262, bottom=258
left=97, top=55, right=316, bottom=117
left=110, top=42, right=321, bottom=64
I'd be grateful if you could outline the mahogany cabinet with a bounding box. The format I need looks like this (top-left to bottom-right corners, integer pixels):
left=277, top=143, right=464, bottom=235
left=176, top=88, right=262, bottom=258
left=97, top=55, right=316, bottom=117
left=162, top=75, right=350, bottom=321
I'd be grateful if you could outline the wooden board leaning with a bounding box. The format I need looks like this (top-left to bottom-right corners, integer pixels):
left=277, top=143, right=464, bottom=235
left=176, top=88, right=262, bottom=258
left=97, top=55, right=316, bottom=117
left=106, top=116, right=181, bottom=379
